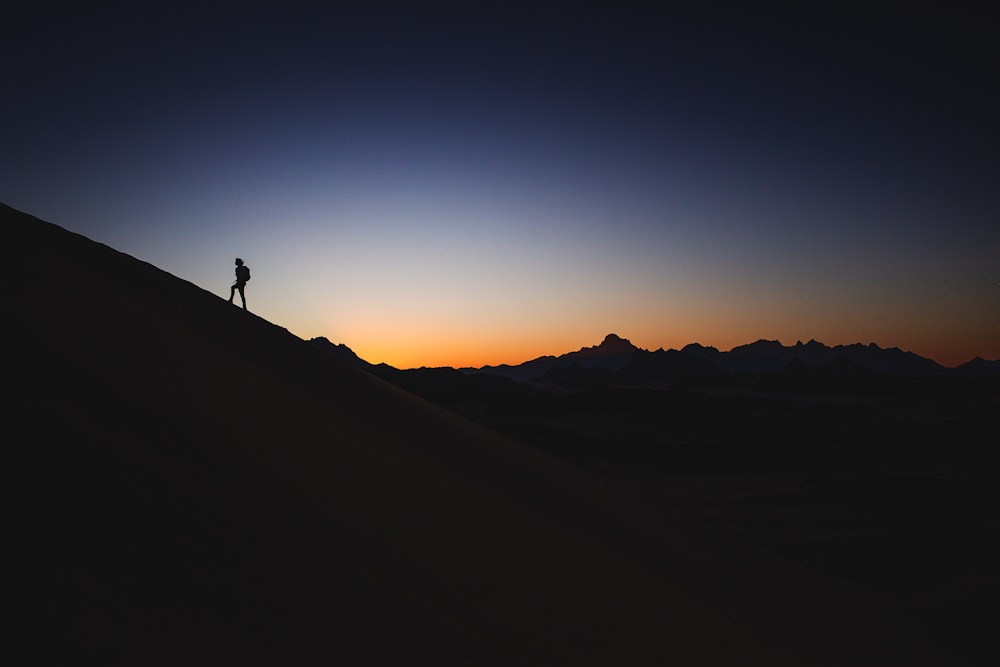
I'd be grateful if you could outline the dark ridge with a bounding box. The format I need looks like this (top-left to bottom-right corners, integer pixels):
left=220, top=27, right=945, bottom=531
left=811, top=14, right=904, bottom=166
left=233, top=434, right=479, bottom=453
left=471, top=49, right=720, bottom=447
left=465, top=333, right=983, bottom=387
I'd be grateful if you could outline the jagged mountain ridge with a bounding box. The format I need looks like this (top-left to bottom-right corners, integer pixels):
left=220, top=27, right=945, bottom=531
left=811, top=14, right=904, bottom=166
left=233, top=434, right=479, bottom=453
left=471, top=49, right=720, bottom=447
left=448, top=334, right=996, bottom=383
left=313, top=330, right=996, bottom=385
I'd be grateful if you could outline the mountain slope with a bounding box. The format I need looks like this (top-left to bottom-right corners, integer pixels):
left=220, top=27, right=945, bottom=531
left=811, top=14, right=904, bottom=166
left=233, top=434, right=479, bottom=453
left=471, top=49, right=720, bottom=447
left=6, top=203, right=984, bottom=665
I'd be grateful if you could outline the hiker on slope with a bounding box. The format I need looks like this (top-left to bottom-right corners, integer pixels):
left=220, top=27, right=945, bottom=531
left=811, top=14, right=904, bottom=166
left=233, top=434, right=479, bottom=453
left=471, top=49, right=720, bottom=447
left=228, top=257, right=250, bottom=310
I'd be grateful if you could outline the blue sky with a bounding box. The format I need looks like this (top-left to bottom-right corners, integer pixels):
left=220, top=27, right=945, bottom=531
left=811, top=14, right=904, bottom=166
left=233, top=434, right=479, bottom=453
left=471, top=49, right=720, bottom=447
left=4, top=2, right=997, bottom=367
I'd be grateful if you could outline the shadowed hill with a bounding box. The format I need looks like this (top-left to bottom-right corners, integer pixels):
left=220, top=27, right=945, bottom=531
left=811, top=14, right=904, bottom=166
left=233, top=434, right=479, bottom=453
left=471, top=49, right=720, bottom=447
left=6, top=203, right=990, bottom=665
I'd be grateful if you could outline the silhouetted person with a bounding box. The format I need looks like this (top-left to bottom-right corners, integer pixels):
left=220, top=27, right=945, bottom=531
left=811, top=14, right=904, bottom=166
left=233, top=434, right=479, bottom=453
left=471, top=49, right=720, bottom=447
left=228, top=257, right=250, bottom=309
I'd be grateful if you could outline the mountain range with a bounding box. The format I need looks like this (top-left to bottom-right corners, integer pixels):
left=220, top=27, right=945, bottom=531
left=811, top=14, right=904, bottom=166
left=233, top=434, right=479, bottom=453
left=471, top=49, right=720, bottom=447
left=319, top=331, right=996, bottom=387
left=456, top=333, right=997, bottom=383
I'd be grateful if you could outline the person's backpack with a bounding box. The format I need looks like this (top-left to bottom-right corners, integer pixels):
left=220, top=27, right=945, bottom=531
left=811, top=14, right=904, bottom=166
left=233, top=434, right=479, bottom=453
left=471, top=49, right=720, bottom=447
left=238, top=265, right=250, bottom=282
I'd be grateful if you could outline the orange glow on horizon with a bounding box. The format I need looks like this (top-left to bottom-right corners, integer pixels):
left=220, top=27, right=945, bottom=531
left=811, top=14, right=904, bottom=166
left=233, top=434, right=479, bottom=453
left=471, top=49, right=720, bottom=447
left=296, top=295, right=999, bottom=370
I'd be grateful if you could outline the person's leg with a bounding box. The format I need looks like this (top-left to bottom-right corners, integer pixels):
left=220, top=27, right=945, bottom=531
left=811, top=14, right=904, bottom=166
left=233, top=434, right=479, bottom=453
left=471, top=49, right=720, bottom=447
left=238, top=285, right=247, bottom=309
left=229, top=284, right=236, bottom=303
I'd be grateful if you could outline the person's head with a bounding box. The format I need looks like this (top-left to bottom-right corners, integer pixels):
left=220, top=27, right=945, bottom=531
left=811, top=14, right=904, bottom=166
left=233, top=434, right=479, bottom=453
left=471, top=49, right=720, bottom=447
left=235, top=258, right=243, bottom=266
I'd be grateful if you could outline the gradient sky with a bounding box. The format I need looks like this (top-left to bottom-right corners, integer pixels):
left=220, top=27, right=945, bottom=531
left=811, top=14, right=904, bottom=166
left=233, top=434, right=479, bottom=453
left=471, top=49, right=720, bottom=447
left=4, top=2, right=998, bottom=368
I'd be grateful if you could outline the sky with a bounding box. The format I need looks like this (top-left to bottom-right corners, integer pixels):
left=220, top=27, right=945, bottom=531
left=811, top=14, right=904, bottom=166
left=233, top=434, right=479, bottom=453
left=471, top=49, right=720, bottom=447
left=4, top=1, right=998, bottom=368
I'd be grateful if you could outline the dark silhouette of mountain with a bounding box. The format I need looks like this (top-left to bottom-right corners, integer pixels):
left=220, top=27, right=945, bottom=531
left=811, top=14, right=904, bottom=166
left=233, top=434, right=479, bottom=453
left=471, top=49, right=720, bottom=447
left=471, top=333, right=643, bottom=383
left=568, top=332, right=641, bottom=363
left=683, top=338, right=949, bottom=377
left=954, top=356, right=1000, bottom=378
left=308, top=335, right=375, bottom=369
left=286, top=331, right=999, bottom=391
left=473, top=333, right=643, bottom=382
left=464, top=354, right=560, bottom=382
left=554, top=333, right=643, bottom=372
left=7, top=201, right=997, bottom=665
left=468, top=335, right=984, bottom=387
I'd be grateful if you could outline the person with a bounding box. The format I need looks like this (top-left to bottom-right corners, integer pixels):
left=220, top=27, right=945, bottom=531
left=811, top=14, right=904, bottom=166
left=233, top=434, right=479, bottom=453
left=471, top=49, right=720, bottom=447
left=228, top=257, right=250, bottom=309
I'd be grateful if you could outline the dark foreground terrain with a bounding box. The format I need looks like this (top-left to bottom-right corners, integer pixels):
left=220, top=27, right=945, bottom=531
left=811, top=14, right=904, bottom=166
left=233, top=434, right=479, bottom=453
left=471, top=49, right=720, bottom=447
left=375, top=360, right=1000, bottom=647
left=7, top=202, right=999, bottom=665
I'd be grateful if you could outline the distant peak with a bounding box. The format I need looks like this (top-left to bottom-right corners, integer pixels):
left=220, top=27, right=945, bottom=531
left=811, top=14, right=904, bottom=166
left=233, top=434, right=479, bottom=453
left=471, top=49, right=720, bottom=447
left=597, top=333, right=637, bottom=351
left=569, top=333, right=641, bottom=359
